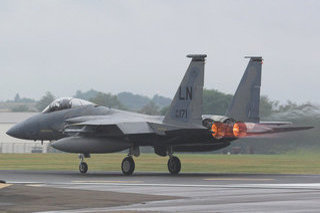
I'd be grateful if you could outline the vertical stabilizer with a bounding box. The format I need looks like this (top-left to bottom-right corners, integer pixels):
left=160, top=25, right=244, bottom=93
left=163, top=54, right=207, bottom=127
left=225, top=56, right=263, bottom=123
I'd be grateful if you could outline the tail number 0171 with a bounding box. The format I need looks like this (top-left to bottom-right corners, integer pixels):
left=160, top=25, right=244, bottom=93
left=175, top=109, right=188, bottom=119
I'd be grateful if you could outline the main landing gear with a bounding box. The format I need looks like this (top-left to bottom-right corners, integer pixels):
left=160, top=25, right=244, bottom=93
left=120, top=145, right=182, bottom=176
left=167, top=147, right=181, bottom=175
left=78, top=153, right=90, bottom=174
left=167, top=156, right=181, bottom=175
left=121, top=145, right=139, bottom=176
left=120, top=155, right=182, bottom=176
left=121, top=156, right=135, bottom=175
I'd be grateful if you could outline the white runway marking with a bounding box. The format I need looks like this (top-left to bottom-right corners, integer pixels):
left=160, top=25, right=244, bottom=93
left=72, top=180, right=143, bottom=183
left=7, top=180, right=320, bottom=190
left=204, top=178, right=274, bottom=181
left=26, top=184, right=46, bottom=187
left=8, top=181, right=44, bottom=184
left=54, top=181, right=320, bottom=190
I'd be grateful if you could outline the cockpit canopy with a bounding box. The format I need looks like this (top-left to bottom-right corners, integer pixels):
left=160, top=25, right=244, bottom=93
left=42, top=97, right=94, bottom=113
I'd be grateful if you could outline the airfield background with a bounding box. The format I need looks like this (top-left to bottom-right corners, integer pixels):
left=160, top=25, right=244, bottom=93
left=0, top=89, right=319, bottom=154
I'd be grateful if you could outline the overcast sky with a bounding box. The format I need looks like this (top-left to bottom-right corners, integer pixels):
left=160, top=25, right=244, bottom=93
left=0, top=0, right=319, bottom=103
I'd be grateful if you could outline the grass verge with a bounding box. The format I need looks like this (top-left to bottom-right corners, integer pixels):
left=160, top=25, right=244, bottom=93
left=0, top=152, right=319, bottom=174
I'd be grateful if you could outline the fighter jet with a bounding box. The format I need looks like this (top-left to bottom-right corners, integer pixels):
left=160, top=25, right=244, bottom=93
left=6, top=55, right=312, bottom=175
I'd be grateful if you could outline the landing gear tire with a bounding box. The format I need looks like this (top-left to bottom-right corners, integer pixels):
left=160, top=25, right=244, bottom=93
left=121, top=156, right=135, bottom=176
left=79, top=162, right=88, bottom=174
left=168, top=156, right=181, bottom=175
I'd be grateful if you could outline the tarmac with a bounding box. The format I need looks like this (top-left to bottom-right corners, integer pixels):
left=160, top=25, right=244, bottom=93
left=1, top=170, right=320, bottom=212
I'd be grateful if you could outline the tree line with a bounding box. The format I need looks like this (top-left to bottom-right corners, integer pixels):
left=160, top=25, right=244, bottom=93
left=6, top=89, right=315, bottom=119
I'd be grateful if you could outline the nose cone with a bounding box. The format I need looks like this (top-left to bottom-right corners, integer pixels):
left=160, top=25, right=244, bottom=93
left=6, top=115, right=41, bottom=140
left=6, top=123, right=26, bottom=139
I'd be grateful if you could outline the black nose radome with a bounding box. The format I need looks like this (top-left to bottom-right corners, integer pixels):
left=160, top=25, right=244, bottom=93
left=6, top=119, right=37, bottom=140
left=6, top=112, right=46, bottom=140
left=6, top=124, right=23, bottom=139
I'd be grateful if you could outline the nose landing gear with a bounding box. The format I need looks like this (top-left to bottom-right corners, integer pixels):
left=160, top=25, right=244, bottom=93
left=79, top=162, right=88, bottom=174
left=78, top=153, right=90, bottom=174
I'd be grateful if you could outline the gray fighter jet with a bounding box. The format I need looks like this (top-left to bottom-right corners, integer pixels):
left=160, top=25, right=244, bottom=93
left=6, top=55, right=312, bottom=175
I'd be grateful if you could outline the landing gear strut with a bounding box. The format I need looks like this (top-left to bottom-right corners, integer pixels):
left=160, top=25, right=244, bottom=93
left=78, top=153, right=90, bottom=174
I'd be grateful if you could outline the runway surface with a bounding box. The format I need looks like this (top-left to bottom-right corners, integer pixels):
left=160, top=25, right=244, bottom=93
left=1, top=170, right=320, bottom=212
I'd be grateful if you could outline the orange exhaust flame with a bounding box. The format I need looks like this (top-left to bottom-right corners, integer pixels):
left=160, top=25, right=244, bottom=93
left=233, top=122, right=247, bottom=137
left=211, top=123, right=218, bottom=137
left=211, top=122, right=226, bottom=138
left=211, top=122, right=234, bottom=139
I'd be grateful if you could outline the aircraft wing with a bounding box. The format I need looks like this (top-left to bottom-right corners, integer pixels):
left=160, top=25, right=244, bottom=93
left=65, top=118, right=154, bottom=136
left=64, top=117, right=206, bottom=137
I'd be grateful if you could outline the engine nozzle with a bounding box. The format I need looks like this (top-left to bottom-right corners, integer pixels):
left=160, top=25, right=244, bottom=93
left=233, top=122, right=247, bottom=137
left=211, top=122, right=225, bottom=138
left=210, top=121, right=248, bottom=139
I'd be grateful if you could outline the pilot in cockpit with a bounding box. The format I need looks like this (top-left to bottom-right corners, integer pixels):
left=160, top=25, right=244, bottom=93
left=43, top=97, right=93, bottom=113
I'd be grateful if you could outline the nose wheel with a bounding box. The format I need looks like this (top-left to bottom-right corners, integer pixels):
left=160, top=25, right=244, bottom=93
left=78, top=153, right=89, bottom=174
left=79, top=162, right=88, bottom=174
left=167, top=156, right=181, bottom=175
left=121, top=156, right=135, bottom=176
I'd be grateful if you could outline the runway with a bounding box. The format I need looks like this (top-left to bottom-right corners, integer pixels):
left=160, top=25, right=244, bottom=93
left=1, top=170, right=320, bottom=212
